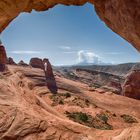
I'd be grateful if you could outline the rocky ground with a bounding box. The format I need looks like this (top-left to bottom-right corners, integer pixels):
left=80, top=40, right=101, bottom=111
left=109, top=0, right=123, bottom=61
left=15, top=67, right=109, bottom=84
left=0, top=65, right=140, bottom=140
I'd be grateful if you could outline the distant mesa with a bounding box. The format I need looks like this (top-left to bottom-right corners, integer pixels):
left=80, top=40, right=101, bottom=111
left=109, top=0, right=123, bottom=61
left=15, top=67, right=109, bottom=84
left=76, top=61, right=112, bottom=66
left=18, top=60, right=28, bottom=66
left=7, top=57, right=17, bottom=65
left=131, top=63, right=140, bottom=71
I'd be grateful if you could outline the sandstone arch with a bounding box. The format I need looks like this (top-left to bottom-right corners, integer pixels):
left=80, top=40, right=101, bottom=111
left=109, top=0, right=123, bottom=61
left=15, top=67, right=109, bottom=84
left=0, top=0, right=140, bottom=51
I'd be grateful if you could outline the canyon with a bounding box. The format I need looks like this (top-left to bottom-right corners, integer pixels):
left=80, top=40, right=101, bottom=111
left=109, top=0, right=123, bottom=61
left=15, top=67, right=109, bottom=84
left=0, top=64, right=140, bottom=140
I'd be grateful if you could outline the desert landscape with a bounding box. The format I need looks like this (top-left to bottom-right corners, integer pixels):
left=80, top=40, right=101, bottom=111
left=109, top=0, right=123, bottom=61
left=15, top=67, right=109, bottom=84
left=0, top=54, right=139, bottom=139
left=0, top=0, right=140, bottom=140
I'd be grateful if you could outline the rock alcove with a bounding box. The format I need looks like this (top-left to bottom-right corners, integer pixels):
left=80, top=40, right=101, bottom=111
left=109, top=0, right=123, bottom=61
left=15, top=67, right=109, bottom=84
left=0, top=1, right=140, bottom=139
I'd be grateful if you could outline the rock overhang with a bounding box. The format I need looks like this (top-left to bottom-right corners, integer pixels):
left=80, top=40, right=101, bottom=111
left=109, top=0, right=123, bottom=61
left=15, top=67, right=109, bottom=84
left=0, top=0, right=140, bottom=51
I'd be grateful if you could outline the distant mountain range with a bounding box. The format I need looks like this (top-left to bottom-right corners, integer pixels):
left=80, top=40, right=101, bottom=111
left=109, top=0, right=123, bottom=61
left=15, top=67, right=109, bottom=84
left=76, top=61, right=113, bottom=66
left=55, top=62, right=140, bottom=76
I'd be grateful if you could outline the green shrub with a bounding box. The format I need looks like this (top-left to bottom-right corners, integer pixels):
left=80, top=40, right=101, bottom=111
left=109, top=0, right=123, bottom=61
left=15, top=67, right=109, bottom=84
left=96, top=113, right=109, bottom=123
left=66, top=111, right=113, bottom=130
left=64, top=92, right=71, bottom=98
left=121, top=114, right=138, bottom=123
left=66, top=112, right=88, bottom=123
left=59, top=100, right=64, bottom=105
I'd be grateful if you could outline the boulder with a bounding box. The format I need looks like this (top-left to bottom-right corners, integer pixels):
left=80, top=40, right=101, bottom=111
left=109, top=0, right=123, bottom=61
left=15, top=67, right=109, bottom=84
left=122, top=70, right=140, bottom=100
left=29, top=58, right=44, bottom=69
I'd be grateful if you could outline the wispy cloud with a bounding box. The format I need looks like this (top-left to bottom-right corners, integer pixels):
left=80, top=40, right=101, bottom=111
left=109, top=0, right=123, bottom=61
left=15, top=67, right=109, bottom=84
left=63, top=51, right=76, bottom=54
left=9, top=51, right=41, bottom=54
left=103, top=52, right=125, bottom=55
left=59, top=46, right=71, bottom=50
left=77, top=50, right=102, bottom=64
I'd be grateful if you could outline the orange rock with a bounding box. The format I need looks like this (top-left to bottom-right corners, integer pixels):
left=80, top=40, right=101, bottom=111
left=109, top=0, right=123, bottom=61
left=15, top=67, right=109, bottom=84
left=29, top=58, right=44, bottom=69
left=18, top=60, right=28, bottom=66
left=7, top=57, right=17, bottom=65
left=43, top=58, right=54, bottom=78
left=122, top=70, right=140, bottom=100
left=43, top=58, right=57, bottom=93
left=0, top=44, right=7, bottom=71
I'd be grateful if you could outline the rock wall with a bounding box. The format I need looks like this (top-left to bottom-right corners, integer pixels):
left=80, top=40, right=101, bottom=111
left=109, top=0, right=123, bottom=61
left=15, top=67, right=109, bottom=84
left=122, top=70, right=140, bottom=100
left=0, top=0, right=140, bottom=51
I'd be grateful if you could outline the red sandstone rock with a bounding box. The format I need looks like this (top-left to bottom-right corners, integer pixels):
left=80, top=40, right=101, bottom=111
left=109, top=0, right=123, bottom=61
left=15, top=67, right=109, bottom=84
left=18, top=60, right=28, bottom=66
left=29, top=58, right=44, bottom=69
left=122, top=70, right=140, bottom=100
left=0, top=65, right=139, bottom=139
left=7, top=57, right=17, bottom=65
left=0, top=44, right=7, bottom=71
left=43, top=58, right=57, bottom=93
left=108, top=80, right=122, bottom=94
left=43, top=58, right=54, bottom=78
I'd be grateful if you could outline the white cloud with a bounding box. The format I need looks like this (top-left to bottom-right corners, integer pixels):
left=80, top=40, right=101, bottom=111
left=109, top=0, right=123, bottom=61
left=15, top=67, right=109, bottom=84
left=77, top=50, right=102, bottom=64
left=59, top=46, right=71, bottom=50
left=10, top=51, right=41, bottom=54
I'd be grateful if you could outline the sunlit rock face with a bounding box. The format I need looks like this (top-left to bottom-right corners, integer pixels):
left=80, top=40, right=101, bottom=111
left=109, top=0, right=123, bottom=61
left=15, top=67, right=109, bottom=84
left=0, top=0, right=140, bottom=51
left=122, top=69, right=140, bottom=100
left=93, top=0, right=140, bottom=51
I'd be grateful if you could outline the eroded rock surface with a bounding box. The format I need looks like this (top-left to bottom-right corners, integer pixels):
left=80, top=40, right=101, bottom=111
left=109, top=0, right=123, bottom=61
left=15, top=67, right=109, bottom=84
left=0, top=0, right=140, bottom=51
left=122, top=70, right=140, bottom=100
left=0, top=65, right=139, bottom=139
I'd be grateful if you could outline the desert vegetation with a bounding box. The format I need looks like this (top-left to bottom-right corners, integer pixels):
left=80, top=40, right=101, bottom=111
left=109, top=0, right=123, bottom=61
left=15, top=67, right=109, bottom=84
left=66, top=111, right=113, bottom=130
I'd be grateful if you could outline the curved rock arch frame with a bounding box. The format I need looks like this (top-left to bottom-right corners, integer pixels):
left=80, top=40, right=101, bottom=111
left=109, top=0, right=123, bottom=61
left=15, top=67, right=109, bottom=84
left=0, top=0, right=140, bottom=51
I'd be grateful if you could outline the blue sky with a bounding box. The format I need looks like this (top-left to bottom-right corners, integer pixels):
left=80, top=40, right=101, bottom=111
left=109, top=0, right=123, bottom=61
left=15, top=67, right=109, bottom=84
left=1, top=3, right=140, bottom=65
